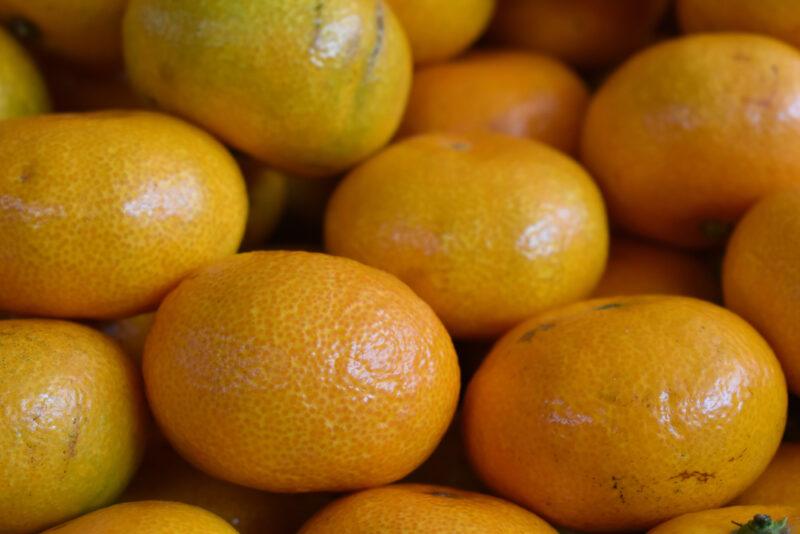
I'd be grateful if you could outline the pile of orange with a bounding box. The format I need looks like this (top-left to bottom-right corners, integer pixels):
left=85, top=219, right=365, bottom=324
left=3, top=1, right=800, bottom=533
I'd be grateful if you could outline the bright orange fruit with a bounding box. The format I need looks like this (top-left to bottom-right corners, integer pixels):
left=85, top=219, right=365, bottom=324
left=648, top=506, right=800, bottom=533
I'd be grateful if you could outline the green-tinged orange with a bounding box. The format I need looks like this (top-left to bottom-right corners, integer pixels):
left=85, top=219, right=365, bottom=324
left=0, top=27, right=49, bottom=118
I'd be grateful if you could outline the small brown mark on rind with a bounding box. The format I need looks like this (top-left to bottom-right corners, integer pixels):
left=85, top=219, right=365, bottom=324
left=670, top=470, right=715, bottom=483
left=611, top=476, right=626, bottom=504
left=728, top=448, right=747, bottom=463
left=594, top=302, right=624, bottom=311
left=518, top=323, right=555, bottom=343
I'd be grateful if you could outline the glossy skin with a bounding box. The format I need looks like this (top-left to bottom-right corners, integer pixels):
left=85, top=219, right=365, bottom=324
left=0, top=111, right=247, bottom=320
left=489, top=0, right=668, bottom=69
left=0, top=320, right=147, bottom=534
left=299, top=484, right=558, bottom=533
left=648, top=506, right=800, bottom=533
left=0, top=28, right=49, bottom=119
left=99, top=313, right=155, bottom=363
left=735, top=443, right=800, bottom=506
left=43, top=501, right=238, bottom=534
left=724, top=190, right=800, bottom=396
left=679, top=0, right=800, bottom=50
left=241, top=162, right=288, bottom=251
left=144, top=251, right=460, bottom=493
left=385, top=0, right=495, bottom=64
left=582, top=34, right=800, bottom=249
left=0, top=0, right=127, bottom=65
left=593, top=236, right=720, bottom=301
left=325, top=132, right=608, bottom=339
left=124, top=0, right=412, bottom=177
left=463, top=296, right=788, bottom=532
left=399, top=50, right=589, bottom=154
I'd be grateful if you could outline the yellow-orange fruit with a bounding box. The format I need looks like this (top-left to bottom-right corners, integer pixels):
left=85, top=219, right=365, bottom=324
left=43, top=501, right=237, bottom=534
left=325, top=132, right=608, bottom=339
left=0, top=320, right=147, bottom=533
left=0, top=27, right=49, bottom=119
left=648, top=506, right=800, bottom=533
left=464, top=296, right=787, bottom=532
left=124, top=0, right=412, bottom=177
left=0, top=111, right=247, bottom=320
left=144, top=251, right=460, bottom=493
left=735, top=442, right=800, bottom=507
left=582, top=33, right=800, bottom=248
left=299, top=484, right=557, bottom=533
left=399, top=50, right=588, bottom=154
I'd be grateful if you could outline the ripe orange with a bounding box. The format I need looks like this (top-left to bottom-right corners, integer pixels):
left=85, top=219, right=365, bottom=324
left=679, top=0, right=800, bottom=50
left=593, top=235, right=720, bottom=301
left=325, top=132, right=608, bottom=339
left=724, top=190, right=800, bottom=396
left=385, top=0, right=495, bottom=65
left=648, top=506, right=800, bottom=533
left=399, top=50, right=589, bottom=154
left=124, top=0, right=412, bottom=177
left=241, top=161, right=288, bottom=251
left=0, top=111, right=247, bottom=320
left=463, top=295, right=787, bottom=532
left=42, top=501, right=237, bottom=534
left=298, top=484, right=558, bottom=533
left=489, top=0, right=669, bottom=69
left=0, top=320, right=147, bottom=533
left=734, top=442, right=800, bottom=507
left=582, top=33, right=800, bottom=248
left=0, top=0, right=127, bottom=65
left=0, top=27, right=49, bottom=119
left=143, top=251, right=460, bottom=493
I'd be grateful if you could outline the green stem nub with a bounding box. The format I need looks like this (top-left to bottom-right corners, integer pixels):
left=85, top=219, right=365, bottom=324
left=733, top=514, right=789, bottom=534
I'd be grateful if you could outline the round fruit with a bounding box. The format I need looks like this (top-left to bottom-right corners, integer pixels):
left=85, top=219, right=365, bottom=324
left=241, top=162, right=288, bottom=251
left=678, top=0, right=800, bottom=50
left=724, top=190, right=800, bottom=396
left=0, top=0, right=127, bottom=65
left=399, top=50, right=588, bottom=154
left=582, top=33, right=800, bottom=248
left=143, top=251, right=460, bottom=493
left=0, top=319, right=147, bottom=533
left=489, top=0, right=668, bottom=69
left=463, top=295, right=787, bottom=532
left=593, top=236, right=719, bottom=301
left=43, top=501, right=238, bottom=534
left=99, top=313, right=155, bottom=363
left=648, top=507, right=800, bottom=534
left=734, top=442, right=800, bottom=507
left=385, top=0, right=495, bottom=65
left=325, top=132, right=608, bottom=339
left=0, top=27, right=49, bottom=119
left=0, top=111, right=247, bottom=320
left=124, top=0, right=411, bottom=177
left=299, top=484, right=558, bottom=533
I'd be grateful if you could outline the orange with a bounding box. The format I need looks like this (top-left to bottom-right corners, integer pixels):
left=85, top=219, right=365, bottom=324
left=593, top=235, right=720, bottom=301
left=241, top=162, right=288, bottom=251
left=0, top=0, right=127, bottom=66
left=648, top=506, right=800, bottom=533
left=463, top=295, right=787, bottom=532
left=735, top=442, right=800, bottom=507
left=399, top=50, right=589, bottom=154
left=385, top=0, right=495, bottom=65
left=99, top=313, right=155, bottom=363
left=124, top=0, right=411, bottom=177
left=679, top=0, right=800, bottom=50
left=489, top=0, right=669, bottom=69
left=0, top=111, right=247, bottom=320
left=42, top=501, right=237, bottom=534
left=724, top=190, right=800, bottom=396
left=0, top=319, right=147, bottom=533
left=298, top=484, right=558, bottom=533
left=143, top=251, right=460, bottom=493
left=582, top=33, right=800, bottom=249
left=325, top=132, right=608, bottom=339
left=0, top=27, right=49, bottom=119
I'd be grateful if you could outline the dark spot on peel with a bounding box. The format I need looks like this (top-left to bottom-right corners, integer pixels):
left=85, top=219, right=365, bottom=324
left=670, top=470, right=715, bottom=483
left=728, top=448, right=747, bottom=463
left=518, top=323, right=555, bottom=343
left=66, top=416, right=80, bottom=459
left=611, top=476, right=626, bottom=504
left=427, top=491, right=460, bottom=499
left=364, top=0, right=385, bottom=77
left=593, top=302, right=623, bottom=311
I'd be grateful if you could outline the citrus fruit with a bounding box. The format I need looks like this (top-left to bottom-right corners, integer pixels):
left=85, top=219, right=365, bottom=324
left=325, top=132, right=608, bottom=339
left=582, top=33, right=800, bottom=248
left=463, top=295, right=787, bottom=532
left=143, top=251, right=460, bottom=493
left=0, top=0, right=127, bottom=66
left=678, top=0, right=800, bottom=50
left=241, top=162, right=288, bottom=251
left=0, top=319, right=147, bottom=533
left=0, top=111, right=247, bottom=320
left=385, top=0, right=495, bottom=65
left=123, top=0, right=412, bottom=177
left=593, top=235, right=720, bottom=301
left=648, top=507, right=800, bottom=534
left=298, top=484, right=558, bottom=533
left=489, top=0, right=669, bottom=69
left=734, top=442, right=800, bottom=507
left=99, top=313, right=155, bottom=363
left=42, top=501, right=237, bottom=534
left=399, top=50, right=588, bottom=154
left=0, top=26, right=48, bottom=119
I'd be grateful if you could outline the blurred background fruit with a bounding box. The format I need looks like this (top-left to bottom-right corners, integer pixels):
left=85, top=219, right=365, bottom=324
left=0, top=27, right=48, bottom=119
left=98, top=313, right=155, bottom=363
left=240, top=162, right=288, bottom=251
left=734, top=442, right=800, bottom=507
